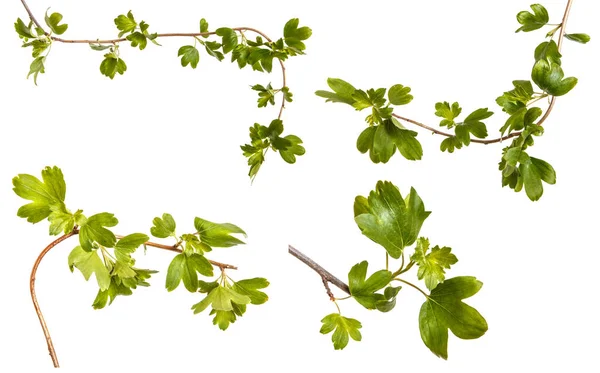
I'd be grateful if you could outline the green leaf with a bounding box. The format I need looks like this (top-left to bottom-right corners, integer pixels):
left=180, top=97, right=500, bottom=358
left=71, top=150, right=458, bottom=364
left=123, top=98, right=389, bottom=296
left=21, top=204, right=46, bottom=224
left=89, top=43, right=112, bottom=51
left=100, top=53, right=127, bottom=79
left=283, top=18, right=312, bottom=51
left=440, top=136, right=463, bottom=153
left=516, top=4, right=549, bottom=32
left=564, top=33, right=591, bottom=44
left=13, top=166, right=67, bottom=224
left=435, top=102, right=461, bottom=128
left=126, top=32, right=147, bottom=50
left=419, top=276, right=488, bottom=359
left=278, top=135, right=305, bottom=164
left=348, top=261, right=392, bottom=309
left=44, top=9, right=68, bottom=35
left=150, top=213, right=176, bottom=238
left=496, top=80, right=534, bottom=114
left=166, top=253, right=213, bottom=292
left=233, top=278, right=269, bottom=305
left=315, top=78, right=357, bottom=105
left=215, top=27, right=238, bottom=54
left=519, top=156, right=556, bottom=201
left=534, top=40, right=562, bottom=65
left=375, top=285, right=402, bottom=312
left=27, top=56, right=46, bottom=85
left=194, top=217, right=246, bottom=248
left=320, top=313, right=362, bottom=350
left=354, top=181, right=430, bottom=258
left=411, top=237, right=458, bottom=290
left=178, top=45, right=200, bottom=68
left=114, top=11, right=137, bottom=37
left=15, top=18, right=36, bottom=39
left=191, top=285, right=251, bottom=314
left=390, top=120, right=423, bottom=160
left=68, top=246, right=111, bottom=291
left=79, top=212, right=118, bottom=251
left=388, top=84, right=413, bottom=105
left=165, top=253, right=185, bottom=291
left=200, top=18, right=209, bottom=36
left=114, top=233, right=148, bottom=262
left=532, top=60, right=577, bottom=96
left=211, top=309, right=238, bottom=330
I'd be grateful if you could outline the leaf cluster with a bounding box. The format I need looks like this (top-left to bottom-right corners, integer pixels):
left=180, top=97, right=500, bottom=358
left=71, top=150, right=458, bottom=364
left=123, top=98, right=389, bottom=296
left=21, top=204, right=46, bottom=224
left=241, top=119, right=305, bottom=180
left=319, top=181, right=486, bottom=358
left=316, top=78, right=422, bottom=163
left=434, top=102, right=492, bottom=153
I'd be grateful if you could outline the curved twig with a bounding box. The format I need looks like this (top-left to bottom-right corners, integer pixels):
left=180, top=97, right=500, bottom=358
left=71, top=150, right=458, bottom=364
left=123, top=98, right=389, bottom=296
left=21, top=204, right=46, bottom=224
left=18, top=0, right=288, bottom=120
left=32, top=229, right=237, bottom=367
left=393, top=0, right=575, bottom=144
left=30, top=228, right=79, bottom=368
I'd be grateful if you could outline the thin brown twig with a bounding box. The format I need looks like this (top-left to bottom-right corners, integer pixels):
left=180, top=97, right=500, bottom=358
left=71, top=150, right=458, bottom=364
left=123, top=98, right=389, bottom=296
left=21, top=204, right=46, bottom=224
left=114, top=235, right=237, bottom=270
left=393, top=0, right=575, bottom=145
left=19, top=0, right=288, bottom=121
left=288, top=245, right=350, bottom=295
left=30, top=228, right=79, bottom=368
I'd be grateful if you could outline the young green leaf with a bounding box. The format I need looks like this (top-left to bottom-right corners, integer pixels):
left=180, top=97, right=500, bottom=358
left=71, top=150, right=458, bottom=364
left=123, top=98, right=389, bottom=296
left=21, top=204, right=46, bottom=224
left=519, top=156, right=556, bottom=201
left=440, top=136, right=463, bottom=153
left=100, top=53, right=127, bottom=79
left=388, top=84, right=413, bottom=105
left=13, top=166, right=67, bottom=224
left=44, top=9, right=68, bottom=35
left=315, top=78, right=357, bottom=105
left=178, top=45, right=200, bottom=68
left=515, top=4, right=549, bottom=32
left=354, top=181, right=430, bottom=258
left=15, top=18, right=36, bottom=39
left=564, top=33, right=591, bottom=44
left=150, top=213, right=176, bottom=238
left=534, top=40, right=562, bottom=65
left=320, top=313, right=362, bottom=350
left=28, top=56, right=46, bottom=85
left=435, top=102, right=461, bottom=128
left=375, top=285, right=402, bottom=312
left=215, top=27, right=238, bottom=54
left=348, top=261, right=392, bottom=309
left=278, top=135, right=306, bottom=164
left=194, top=217, right=246, bottom=248
left=68, top=246, right=111, bottom=291
left=126, top=32, right=148, bottom=50
left=419, top=276, right=487, bottom=359
left=79, top=212, right=118, bottom=251
left=199, top=18, right=209, bottom=35
left=191, top=285, right=251, bottom=314
left=165, top=253, right=213, bottom=292
left=283, top=18, right=312, bottom=51
left=211, top=309, right=238, bottom=330
left=232, top=278, right=269, bottom=304
left=114, top=11, right=137, bottom=37
left=114, top=233, right=149, bottom=262
left=411, top=237, right=458, bottom=290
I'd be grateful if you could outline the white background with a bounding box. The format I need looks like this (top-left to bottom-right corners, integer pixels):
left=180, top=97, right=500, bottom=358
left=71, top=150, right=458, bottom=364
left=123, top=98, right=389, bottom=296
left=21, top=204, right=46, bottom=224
left=1, top=0, right=599, bottom=371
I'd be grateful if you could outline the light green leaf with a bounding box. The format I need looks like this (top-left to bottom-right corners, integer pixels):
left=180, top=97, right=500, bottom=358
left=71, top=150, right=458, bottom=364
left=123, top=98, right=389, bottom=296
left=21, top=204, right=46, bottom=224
left=411, top=237, right=458, bottom=290
left=435, top=101, right=461, bottom=128
left=388, top=84, right=413, bottom=105
left=320, top=313, right=362, bottom=350
left=44, top=9, right=68, bottom=35
left=191, top=285, right=251, bottom=314
left=114, top=11, right=137, bottom=37
left=348, top=261, right=392, bottom=309
left=194, top=217, right=246, bottom=248
left=215, top=27, right=238, bottom=54
left=564, top=33, right=591, bottom=44
left=178, top=45, right=200, bottom=68
left=13, top=166, right=66, bottom=224
left=15, top=18, right=36, bottom=39
left=28, top=56, right=46, bottom=85
left=100, top=53, right=127, bottom=79
left=79, top=212, right=118, bottom=251
left=68, top=246, right=111, bottom=291
left=516, top=4, right=549, bottom=32
left=233, top=278, right=269, bottom=305
left=150, top=213, right=176, bottom=238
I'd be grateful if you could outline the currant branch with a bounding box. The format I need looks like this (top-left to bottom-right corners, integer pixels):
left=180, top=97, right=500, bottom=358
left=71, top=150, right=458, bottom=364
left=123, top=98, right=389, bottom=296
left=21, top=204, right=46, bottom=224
left=14, top=0, right=311, bottom=179
left=15, top=166, right=267, bottom=368
left=315, top=1, right=590, bottom=201
left=290, top=181, right=487, bottom=358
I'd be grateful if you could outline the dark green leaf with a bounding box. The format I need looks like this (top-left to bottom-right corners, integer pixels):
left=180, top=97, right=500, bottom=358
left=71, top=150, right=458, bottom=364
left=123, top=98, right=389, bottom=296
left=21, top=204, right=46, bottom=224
left=278, top=135, right=305, bottom=164
left=534, top=40, right=562, bottom=65
left=419, top=276, right=488, bottom=359
left=215, top=27, right=238, bottom=54
left=348, top=261, right=392, bottom=309
left=532, top=60, right=577, bottom=96
left=564, top=33, right=591, bottom=44
left=283, top=18, right=312, bottom=51
left=354, top=181, right=430, bottom=258
left=320, top=313, right=362, bottom=350
left=516, top=4, right=549, bottom=32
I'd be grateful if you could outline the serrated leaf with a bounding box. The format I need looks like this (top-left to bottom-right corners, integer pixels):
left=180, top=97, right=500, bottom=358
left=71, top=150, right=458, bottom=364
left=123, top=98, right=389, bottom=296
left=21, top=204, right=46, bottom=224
left=114, top=11, right=137, bottom=37
left=320, top=313, right=362, bottom=350
left=411, top=237, right=458, bottom=290
left=419, top=276, right=487, bottom=359
left=354, top=181, right=430, bottom=258
left=13, top=166, right=67, bottom=224
left=191, top=285, right=251, bottom=314
left=68, top=246, right=111, bottom=291
left=435, top=102, right=461, bottom=128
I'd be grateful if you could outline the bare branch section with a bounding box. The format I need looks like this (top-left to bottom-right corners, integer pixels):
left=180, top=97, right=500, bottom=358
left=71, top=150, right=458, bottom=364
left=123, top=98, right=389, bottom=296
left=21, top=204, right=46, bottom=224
left=393, top=0, right=575, bottom=144
left=288, top=245, right=350, bottom=295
